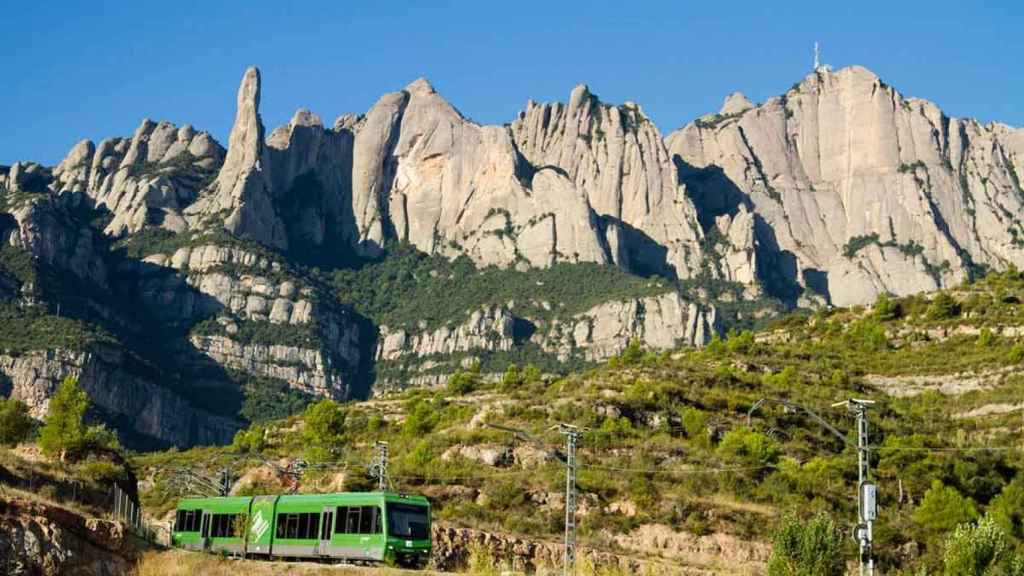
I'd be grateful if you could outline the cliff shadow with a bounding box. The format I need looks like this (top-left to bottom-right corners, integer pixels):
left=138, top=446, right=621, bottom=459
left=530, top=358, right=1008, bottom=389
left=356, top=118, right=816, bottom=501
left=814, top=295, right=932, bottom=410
left=345, top=310, right=379, bottom=401
left=597, top=215, right=673, bottom=278
left=674, top=155, right=812, bottom=306
left=674, top=156, right=752, bottom=235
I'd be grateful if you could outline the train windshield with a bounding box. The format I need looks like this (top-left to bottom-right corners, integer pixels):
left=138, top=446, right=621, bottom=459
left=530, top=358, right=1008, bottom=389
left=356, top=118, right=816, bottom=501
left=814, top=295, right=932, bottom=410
left=386, top=503, right=429, bottom=540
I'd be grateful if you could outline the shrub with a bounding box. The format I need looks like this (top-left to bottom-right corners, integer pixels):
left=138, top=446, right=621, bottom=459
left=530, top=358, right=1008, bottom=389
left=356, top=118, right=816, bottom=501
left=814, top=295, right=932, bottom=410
left=717, top=428, right=780, bottom=467
left=913, top=480, right=979, bottom=541
left=39, top=377, right=90, bottom=461
left=0, top=397, right=34, bottom=446
left=767, top=513, right=844, bottom=576
left=446, top=370, right=479, bottom=395
left=302, top=400, right=347, bottom=461
left=989, top=477, right=1024, bottom=541
left=927, top=292, right=961, bottom=320
left=873, top=293, right=903, bottom=321
left=942, top=516, right=1018, bottom=576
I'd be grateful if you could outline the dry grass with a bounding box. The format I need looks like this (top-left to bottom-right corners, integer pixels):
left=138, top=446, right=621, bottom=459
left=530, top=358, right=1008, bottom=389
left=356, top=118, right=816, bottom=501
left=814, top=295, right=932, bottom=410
left=130, top=549, right=444, bottom=576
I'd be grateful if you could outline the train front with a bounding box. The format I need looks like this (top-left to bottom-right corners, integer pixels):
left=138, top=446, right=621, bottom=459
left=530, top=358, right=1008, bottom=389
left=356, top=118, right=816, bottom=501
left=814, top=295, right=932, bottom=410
left=383, top=495, right=431, bottom=567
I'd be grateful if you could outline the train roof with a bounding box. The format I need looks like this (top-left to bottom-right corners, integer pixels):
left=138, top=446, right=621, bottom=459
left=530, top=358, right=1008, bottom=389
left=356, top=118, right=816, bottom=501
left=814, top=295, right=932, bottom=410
left=176, top=491, right=429, bottom=508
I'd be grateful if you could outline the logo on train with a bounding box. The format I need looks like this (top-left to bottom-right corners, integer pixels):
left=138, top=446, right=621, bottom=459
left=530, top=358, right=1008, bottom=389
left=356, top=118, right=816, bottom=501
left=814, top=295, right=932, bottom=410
left=250, top=510, right=270, bottom=542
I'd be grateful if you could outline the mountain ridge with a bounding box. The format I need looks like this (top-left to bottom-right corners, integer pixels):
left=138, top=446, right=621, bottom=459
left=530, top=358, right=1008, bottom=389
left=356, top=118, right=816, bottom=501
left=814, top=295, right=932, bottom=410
left=1, top=63, right=1022, bottom=448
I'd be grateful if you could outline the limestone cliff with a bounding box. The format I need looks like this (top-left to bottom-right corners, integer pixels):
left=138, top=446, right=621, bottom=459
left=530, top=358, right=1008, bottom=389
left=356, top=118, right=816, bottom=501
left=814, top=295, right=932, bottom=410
left=52, top=120, right=223, bottom=237
left=668, top=65, right=1024, bottom=306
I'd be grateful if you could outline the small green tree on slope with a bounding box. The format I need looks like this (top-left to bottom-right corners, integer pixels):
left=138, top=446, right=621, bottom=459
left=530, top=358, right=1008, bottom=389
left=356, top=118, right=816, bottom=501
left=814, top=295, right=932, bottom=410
left=767, top=513, right=844, bottom=576
left=39, top=376, right=89, bottom=461
left=0, top=397, right=34, bottom=446
left=943, top=516, right=1024, bottom=576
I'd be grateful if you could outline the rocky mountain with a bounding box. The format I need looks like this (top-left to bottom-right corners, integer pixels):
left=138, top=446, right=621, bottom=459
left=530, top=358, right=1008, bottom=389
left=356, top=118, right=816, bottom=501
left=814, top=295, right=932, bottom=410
left=1, top=64, right=1021, bottom=448
left=668, top=65, right=1024, bottom=306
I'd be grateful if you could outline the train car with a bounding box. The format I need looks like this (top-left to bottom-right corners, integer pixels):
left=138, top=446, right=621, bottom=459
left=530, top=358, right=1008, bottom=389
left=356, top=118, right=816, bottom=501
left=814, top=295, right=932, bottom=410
left=172, top=496, right=251, bottom=554
left=171, top=492, right=431, bottom=567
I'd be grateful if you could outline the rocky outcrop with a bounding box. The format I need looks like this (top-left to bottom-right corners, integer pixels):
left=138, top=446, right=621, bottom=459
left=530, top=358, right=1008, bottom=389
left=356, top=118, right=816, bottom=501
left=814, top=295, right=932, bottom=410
left=539, top=292, right=718, bottom=361
left=376, top=293, right=716, bottom=386
left=668, top=65, right=1024, bottom=306
left=0, top=346, right=239, bottom=447
left=511, top=85, right=707, bottom=278
left=52, top=120, right=223, bottom=237
left=349, top=78, right=610, bottom=267
left=431, top=523, right=746, bottom=574
left=3, top=191, right=108, bottom=289
left=190, top=333, right=349, bottom=399
left=0, top=497, right=134, bottom=576
left=377, top=306, right=516, bottom=361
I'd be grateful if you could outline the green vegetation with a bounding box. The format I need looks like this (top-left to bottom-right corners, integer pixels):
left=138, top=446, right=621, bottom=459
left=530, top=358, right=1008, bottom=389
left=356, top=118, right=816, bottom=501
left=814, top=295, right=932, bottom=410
left=38, top=377, right=120, bottom=461
left=767, top=514, right=844, bottom=576
left=191, top=317, right=319, bottom=349
left=133, top=269, right=1024, bottom=573
left=0, top=397, right=33, bottom=446
left=942, top=517, right=1024, bottom=576
left=0, top=302, right=115, bottom=354
left=39, top=377, right=91, bottom=461
left=330, top=244, right=670, bottom=331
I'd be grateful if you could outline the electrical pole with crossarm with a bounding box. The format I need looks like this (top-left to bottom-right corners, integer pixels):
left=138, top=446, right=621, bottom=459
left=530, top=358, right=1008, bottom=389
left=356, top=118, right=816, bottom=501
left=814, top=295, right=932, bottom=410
left=559, top=424, right=580, bottom=576
left=749, top=397, right=877, bottom=576
left=834, top=399, right=877, bottom=576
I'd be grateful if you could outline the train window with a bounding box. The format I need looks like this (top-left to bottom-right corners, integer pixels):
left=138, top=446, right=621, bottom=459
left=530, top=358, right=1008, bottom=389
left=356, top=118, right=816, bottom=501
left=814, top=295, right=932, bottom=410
left=209, top=514, right=239, bottom=538
left=359, top=506, right=379, bottom=534
left=335, top=507, right=347, bottom=533
left=277, top=512, right=321, bottom=539
left=345, top=507, right=360, bottom=534
left=175, top=510, right=185, bottom=531
left=181, top=510, right=202, bottom=533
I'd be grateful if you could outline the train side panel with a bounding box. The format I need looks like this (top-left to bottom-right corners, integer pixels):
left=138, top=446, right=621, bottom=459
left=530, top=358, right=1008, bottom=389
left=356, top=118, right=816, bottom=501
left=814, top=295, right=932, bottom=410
left=247, top=495, right=278, bottom=555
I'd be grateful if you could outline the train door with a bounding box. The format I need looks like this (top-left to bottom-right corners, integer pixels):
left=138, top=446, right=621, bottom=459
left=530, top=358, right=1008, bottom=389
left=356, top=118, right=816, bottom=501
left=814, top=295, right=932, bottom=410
left=200, top=511, right=212, bottom=550
left=319, top=507, right=334, bottom=556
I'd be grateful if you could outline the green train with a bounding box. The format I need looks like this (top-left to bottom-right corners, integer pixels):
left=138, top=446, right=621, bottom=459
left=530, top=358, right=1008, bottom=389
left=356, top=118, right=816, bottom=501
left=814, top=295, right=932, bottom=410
left=171, top=492, right=431, bottom=567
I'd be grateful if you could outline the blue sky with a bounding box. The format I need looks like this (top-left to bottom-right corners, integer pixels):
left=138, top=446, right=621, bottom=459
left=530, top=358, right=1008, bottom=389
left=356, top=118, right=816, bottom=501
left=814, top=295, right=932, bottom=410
left=2, top=1, right=1019, bottom=165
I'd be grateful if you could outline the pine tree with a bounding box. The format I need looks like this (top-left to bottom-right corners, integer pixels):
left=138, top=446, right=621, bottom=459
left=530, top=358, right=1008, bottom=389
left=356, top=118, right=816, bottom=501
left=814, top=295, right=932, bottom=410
left=39, top=376, right=89, bottom=461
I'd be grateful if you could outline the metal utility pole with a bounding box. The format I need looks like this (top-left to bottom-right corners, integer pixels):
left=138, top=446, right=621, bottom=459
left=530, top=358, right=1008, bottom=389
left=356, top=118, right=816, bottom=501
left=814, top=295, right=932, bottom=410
left=486, top=422, right=583, bottom=576
left=834, top=399, right=876, bottom=576
left=375, top=441, right=389, bottom=491
left=750, top=397, right=877, bottom=576
left=559, top=424, right=580, bottom=576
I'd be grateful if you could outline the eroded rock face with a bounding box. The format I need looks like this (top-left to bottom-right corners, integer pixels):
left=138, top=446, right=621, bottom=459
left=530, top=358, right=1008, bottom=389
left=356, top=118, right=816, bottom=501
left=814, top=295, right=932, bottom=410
left=5, top=192, right=108, bottom=289
left=0, top=346, right=238, bottom=447
left=511, top=85, right=707, bottom=278
left=351, top=78, right=610, bottom=267
left=52, top=120, right=224, bottom=237
left=375, top=293, right=717, bottom=388
left=668, top=65, right=1024, bottom=306
left=0, top=498, right=133, bottom=576
left=377, top=306, right=516, bottom=361
left=539, top=292, right=718, bottom=362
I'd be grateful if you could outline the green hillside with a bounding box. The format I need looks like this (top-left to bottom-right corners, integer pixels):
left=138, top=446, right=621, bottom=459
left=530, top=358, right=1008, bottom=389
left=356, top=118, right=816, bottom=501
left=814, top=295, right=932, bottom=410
left=134, top=270, right=1024, bottom=573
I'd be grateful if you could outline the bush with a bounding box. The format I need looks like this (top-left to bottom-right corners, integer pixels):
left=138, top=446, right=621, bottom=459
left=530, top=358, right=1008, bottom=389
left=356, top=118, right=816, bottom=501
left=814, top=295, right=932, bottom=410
left=39, top=377, right=90, bottom=461
left=302, top=400, right=347, bottom=461
left=927, top=292, right=961, bottom=320
left=989, top=477, right=1024, bottom=541
left=942, top=516, right=1022, bottom=576
left=0, top=397, right=34, bottom=446
left=767, top=513, right=844, bottom=576
left=446, top=370, right=479, bottom=395
left=913, top=480, right=979, bottom=541
left=872, top=293, right=903, bottom=321
left=717, top=428, right=780, bottom=467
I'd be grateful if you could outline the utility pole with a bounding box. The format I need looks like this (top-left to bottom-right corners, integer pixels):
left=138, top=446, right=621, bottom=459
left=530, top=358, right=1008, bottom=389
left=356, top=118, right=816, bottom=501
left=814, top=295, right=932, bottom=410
left=375, top=441, right=389, bottom=491
left=486, top=422, right=584, bottom=576
left=559, top=424, right=580, bottom=576
left=834, top=399, right=876, bottom=576
left=750, top=397, right=878, bottom=575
